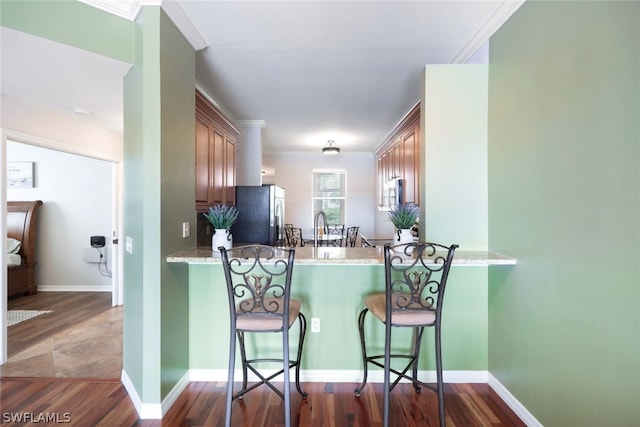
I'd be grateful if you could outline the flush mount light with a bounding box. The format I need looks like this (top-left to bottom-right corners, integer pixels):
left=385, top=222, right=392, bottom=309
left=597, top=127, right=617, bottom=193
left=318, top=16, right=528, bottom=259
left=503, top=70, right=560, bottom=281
left=72, top=108, right=92, bottom=117
left=322, top=140, right=340, bottom=155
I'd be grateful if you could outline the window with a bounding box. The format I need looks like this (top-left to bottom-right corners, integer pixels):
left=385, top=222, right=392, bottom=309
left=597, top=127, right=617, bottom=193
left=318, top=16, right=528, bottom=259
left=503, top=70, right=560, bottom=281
left=312, top=169, right=346, bottom=224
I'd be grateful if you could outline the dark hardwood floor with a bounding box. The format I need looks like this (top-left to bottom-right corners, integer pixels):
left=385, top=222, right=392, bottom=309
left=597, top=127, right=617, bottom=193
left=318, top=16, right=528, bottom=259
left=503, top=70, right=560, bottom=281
left=1, top=292, right=525, bottom=426
left=1, top=379, right=525, bottom=426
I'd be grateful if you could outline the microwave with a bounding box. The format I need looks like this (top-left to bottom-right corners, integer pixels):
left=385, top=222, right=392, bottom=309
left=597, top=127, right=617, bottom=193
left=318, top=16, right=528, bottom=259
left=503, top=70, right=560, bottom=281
left=381, top=178, right=404, bottom=211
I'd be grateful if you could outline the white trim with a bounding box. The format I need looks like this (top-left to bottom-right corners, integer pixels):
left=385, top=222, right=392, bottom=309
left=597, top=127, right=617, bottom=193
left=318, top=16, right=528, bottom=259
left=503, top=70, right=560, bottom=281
left=78, top=0, right=144, bottom=20
left=5, top=129, right=121, bottom=163
left=121, top=369, right=163, bottom=419
left=122, top=369, right=191, bottom=420
left=161, top=371, right=191, bottom=417
left=36, top=286, right=112, bottom=292
left=195, top=82, right=236, bottom=123
left=236, top=120, right=266, bottom=129
left=489, top=373, right=543, bottom=427
left=161, top=0, right=208, bottom=51
left=451, top=0, right=526, bottom=64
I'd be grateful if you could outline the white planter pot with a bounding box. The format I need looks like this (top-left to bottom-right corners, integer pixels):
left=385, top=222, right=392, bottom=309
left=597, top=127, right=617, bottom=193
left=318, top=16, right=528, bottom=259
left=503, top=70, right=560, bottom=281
left=393, top=228, right=414, bottom=253
left=212, top=228, right=232, bottom=251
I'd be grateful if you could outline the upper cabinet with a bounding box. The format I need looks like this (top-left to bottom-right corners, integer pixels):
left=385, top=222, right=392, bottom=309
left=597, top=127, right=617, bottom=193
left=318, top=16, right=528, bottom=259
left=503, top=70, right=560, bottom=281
left=195, top=91, right=239, bottom=212
left=376, top=104, right=420, bottom=208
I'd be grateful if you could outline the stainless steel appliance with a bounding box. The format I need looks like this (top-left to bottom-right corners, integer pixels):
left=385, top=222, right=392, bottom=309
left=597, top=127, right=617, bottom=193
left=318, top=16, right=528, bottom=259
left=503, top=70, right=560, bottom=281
left=232, top=185, right=285, bottom=245
left=381, top=178, right=404, bottom=210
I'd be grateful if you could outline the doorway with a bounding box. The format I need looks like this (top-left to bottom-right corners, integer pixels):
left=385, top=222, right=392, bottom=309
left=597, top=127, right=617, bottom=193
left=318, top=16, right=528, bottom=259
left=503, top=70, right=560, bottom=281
left=1, top=136, right=122, bottom=373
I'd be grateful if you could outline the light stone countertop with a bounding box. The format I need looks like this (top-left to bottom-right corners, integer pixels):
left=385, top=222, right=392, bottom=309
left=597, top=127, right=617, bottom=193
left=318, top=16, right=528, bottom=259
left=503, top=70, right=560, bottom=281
left=166, top=246, right=516, bottom=266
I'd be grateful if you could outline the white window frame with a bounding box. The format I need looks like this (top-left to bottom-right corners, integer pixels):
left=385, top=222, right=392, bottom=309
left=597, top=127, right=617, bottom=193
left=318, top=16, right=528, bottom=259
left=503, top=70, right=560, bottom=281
left=311, top=168, right=347, bottom=225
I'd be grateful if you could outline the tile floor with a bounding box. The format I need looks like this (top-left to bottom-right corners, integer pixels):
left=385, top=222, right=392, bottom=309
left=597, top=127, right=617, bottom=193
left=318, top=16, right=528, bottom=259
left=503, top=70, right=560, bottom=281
left=0, top=306, right=122, bottom=378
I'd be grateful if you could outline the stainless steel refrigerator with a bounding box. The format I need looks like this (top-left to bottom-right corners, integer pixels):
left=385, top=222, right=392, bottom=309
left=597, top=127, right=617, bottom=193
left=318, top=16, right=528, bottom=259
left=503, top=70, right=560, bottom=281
left=231, top=185, right=285, bottom=245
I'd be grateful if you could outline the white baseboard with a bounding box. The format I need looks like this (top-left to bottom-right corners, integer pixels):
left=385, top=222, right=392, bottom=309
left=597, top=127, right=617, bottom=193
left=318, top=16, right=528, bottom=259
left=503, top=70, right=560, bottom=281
left=121, top=369, right=162, bottom=419
left=488, top=373, right=543, bottom=427
left=161, top=371, right=191, bottom=416
left=121, top=369, right=192, bottom=420
left=37, top=285, right=111, bottom=292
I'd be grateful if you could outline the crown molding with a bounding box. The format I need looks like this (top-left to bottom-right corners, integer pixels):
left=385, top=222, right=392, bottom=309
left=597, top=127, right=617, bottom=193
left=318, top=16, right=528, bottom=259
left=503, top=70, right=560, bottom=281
left=236, top=120, right=266, bottom=129
left=78, top=0, right=144, bottom=20
left=79, top=0, right=207, bottom=52
left=451, top=0, right=526, bottom=64
left=160, top=1, right=208, bottom=51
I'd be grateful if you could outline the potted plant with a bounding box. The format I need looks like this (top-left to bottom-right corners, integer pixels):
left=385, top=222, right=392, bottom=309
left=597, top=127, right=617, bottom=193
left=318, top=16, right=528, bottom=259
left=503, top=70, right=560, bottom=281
left=203, top=204, right=239, bottom=251
left=388, top=204, right=419, bottom=249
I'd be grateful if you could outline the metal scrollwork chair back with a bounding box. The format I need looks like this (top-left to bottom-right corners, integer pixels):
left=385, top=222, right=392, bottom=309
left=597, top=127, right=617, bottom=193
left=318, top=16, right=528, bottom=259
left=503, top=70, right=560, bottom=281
left=345, top=226, right=360, bottom=247
left=284, top=226, right=305, bottom=247
left=326, top=224, right=345, bottom=247
left=354, top=241, right=458, bottom=427
left=219, top=245, right=308, bottom=427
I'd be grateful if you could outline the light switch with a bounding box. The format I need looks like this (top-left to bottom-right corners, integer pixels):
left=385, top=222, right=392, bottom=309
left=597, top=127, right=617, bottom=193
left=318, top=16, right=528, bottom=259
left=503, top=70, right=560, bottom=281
left=182, top=222, right=190, bottom=238
left=125, top=236, right=133, bottom=254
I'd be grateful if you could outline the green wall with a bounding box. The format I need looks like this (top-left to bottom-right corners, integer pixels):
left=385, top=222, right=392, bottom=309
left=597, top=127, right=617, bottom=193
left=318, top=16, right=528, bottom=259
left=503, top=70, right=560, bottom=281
left=123, top=6, right=194, bottom=403
left=189, top=264, right=489, bottom=372
left=488, top=1, right=640, bottom=425
left=0, top=0, right=133, bottom=62
left=158, top=8, right=195, bottom=399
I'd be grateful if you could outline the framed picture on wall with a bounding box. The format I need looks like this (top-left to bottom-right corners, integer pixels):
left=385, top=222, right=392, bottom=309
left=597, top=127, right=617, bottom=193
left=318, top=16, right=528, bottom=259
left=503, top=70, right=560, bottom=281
left=7, top=162, right=34, bottom=188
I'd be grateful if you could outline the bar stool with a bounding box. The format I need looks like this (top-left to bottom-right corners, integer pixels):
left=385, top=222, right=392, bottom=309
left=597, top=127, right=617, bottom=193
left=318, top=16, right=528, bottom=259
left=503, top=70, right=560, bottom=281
left=219, top=245, right=308, bottom=427
left=354, top=242, right=458, bottom=427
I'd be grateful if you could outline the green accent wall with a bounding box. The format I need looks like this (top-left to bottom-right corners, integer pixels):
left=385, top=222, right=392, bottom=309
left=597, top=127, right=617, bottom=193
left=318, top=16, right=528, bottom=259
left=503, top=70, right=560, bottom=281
left=0, top=0, right=133, bottom=62
left=123, top=6, right=194, bottom=403
left=189, top=264, right=489, bottom=372
left=488, top=1, right=640, bottom=425
left=158, top=8, right=195, bottom=399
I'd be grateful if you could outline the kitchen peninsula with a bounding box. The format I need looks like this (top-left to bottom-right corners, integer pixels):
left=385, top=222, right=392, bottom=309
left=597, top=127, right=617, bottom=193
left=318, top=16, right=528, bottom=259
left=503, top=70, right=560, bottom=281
left=167, top=246, right=515, bottom=382
left=168, top=245, right=515, bottom=266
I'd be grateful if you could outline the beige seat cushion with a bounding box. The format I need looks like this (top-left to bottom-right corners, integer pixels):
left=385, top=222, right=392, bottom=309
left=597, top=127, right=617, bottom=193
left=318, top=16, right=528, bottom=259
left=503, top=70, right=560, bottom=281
left=236, top=298, right=302, bottom=331
left=365, top=293, right=435, bottom=327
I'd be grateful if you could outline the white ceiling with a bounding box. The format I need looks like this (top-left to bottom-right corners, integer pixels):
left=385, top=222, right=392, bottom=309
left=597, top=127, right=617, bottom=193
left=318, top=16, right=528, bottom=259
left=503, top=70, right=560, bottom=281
left=1, top=0, right=525, bottom=153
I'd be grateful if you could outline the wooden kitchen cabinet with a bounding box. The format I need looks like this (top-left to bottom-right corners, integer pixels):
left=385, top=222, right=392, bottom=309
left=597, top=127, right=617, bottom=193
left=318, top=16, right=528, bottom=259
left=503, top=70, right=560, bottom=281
left=376, top=103, right=420, bottom=208
left=195, top=91, right=239, bottom=212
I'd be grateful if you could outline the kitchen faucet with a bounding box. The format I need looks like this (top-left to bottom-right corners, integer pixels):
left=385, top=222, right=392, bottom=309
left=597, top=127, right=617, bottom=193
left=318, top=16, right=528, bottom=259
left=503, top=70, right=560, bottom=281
left=313, top=211, right=327, bottom=248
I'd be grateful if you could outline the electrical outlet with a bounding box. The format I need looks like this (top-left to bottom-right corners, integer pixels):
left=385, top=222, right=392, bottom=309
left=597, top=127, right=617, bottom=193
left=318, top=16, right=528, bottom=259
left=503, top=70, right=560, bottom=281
left=182, top=222, right=190, bottom=238
left=311, top=317, right=320, bottom=333
left=125, top=236, right=133, bottom=254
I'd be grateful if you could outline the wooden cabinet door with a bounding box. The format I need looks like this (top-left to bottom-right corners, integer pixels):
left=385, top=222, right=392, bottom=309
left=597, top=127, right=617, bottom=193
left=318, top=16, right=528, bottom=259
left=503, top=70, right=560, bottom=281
left=210, top=128, right=225, bottom=205
left=392, top=141, right=402, bottom=180
left=224, top=135, right=236, bottom=205
left=196, top=90, right=238, bottom=213
left=377, top=156, right=384, bottom=207
left=402, top=126, right=419, bottom=206
left=195, top=114, right=212, bottom=211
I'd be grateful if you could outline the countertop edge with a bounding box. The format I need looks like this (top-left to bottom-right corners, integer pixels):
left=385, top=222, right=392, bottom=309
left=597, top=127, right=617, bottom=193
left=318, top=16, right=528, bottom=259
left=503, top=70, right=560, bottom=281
left=166, top=247, right=516, bottom=266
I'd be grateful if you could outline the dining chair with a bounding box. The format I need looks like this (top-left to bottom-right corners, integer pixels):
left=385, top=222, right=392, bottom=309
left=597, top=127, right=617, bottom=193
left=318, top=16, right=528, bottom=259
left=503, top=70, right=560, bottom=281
left=345, top=226, right=359, bottom=247
left=219, top=245, right=308, bottom=427
left=354, top=241, right=458, bottom=427
left=326, top=224, right=345, bottom=247
left=284, top=226, right=305, bottom=247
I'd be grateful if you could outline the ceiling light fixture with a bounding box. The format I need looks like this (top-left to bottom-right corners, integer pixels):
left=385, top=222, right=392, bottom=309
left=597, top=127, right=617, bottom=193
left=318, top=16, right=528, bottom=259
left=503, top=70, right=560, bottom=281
left=72, top=107, right=92, bottom=117
left=322, top=140, right=340, bottom=155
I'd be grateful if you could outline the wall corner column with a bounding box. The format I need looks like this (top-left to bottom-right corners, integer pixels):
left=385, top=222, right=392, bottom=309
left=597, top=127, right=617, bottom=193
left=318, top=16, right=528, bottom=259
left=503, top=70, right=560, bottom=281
left=235, top=120, right=266, bottom=186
